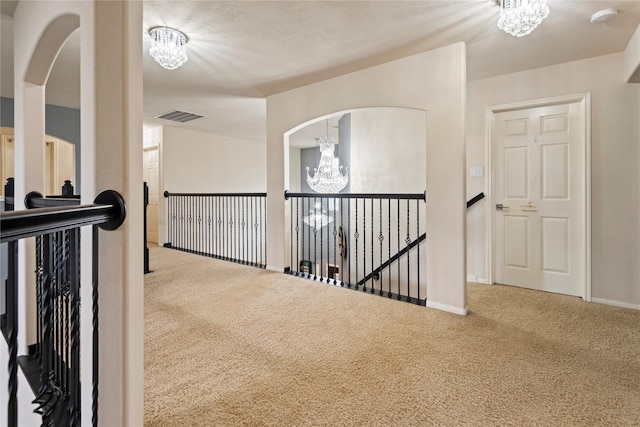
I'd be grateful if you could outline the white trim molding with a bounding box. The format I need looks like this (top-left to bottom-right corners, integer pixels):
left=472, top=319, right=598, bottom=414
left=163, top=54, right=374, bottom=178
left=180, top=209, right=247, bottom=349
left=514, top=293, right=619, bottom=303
left=266, top=265, right=284, bottom=273
left=467, top=275, right=490, bottom=284
left=426, top=300, right=468, bottom=316
left=591, top=298, right=640, bottom=311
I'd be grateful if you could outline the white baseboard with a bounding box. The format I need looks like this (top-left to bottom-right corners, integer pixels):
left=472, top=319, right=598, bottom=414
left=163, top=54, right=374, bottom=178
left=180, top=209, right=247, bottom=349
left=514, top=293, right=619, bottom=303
left=266, top=265, right=283, bottom=273
left=426, top=300, right=468, bottom=316
left=591, top=297, right=640, bottom=311
left=467, top=275, right=489, bottom=284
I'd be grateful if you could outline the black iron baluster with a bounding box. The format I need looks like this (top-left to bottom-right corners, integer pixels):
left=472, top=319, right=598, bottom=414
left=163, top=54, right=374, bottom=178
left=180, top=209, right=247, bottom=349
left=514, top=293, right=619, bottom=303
left=354, top=198, right=359, bottom=290
left=7, top=240, right=18, bottom=427
left=313, top=196, right=318, bottom=281
left=231, top=196, right=235, bottom=261
left=236, top=196, right=239, bottom=261
left=289, top=196, right=293, bottom=273
left=92, top=225, right=99, bottom=427
left=63, top=231, right=71, bottom=401
left=332, top=197, right=337, bottom=285
left=295, top=197, right=300, bottom=276
left=320, top=198, right=324, bottom=282
left=68, top=227, right=80, bottom=426
left=254, top=197, right=259, bottom=266
left=33, top=233, right=63, bottom=426
left=181, top=196, right=186, bottom=251
left=53, top=232, right=62, bottom=394
left=362, top=197, right=367, bottom=293
left=216, top=196, right=221, bottom=259
left=397, top=199, right=401, bottom=300
left=379, top=199, right=384, bottom=296
left=177, top=196, right=182, bottom=250
left=250, top=196, right=255, bottom=266
left=306, top=197, right=310, bottom=278
left=184, top=195, right=188, bottom=251
left=192, top=195, right=196, bottom=253
left=340, top=198, right=345, bottom=287
left=190, top=195, right=195, bottom=253
left=370, top=198, right=374, bottom=294
left=196, top=196, right=200, bottom=255
left=347, top=197, right=351, bottom=288
left=224, top=197, right=228, bottom=260
left=208, top=196, right=212, bottom=257
left=416, top=199, right=421, bottom=304
left=406, top=200, right=411, bottom=303
left=245, top=197, right=249, bottom=264
left=388, top=198, right=392, bottom=298
left=36, top=236, right=44, bottom=360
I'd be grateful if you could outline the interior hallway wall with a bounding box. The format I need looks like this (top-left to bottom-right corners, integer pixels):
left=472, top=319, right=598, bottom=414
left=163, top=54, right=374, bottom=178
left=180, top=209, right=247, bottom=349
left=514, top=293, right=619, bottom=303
left=467, top=52, right=640, bottom=308
left=267, top=43, right=467, bottom=315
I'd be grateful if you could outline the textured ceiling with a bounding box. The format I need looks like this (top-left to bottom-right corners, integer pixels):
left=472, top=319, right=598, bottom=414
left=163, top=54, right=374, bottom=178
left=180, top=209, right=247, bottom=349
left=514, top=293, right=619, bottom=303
left=1, top=1, right=639, bottom=143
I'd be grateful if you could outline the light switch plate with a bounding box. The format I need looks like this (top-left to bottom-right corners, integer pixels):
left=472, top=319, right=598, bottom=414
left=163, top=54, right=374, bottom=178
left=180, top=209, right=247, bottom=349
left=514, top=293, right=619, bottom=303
left=471, top=166, right=484, bottom=178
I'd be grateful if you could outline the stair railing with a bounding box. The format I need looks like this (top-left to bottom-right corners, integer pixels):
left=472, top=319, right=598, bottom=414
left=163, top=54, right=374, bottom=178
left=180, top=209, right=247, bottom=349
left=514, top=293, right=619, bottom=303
left=1, top=189, right=126, bottom=427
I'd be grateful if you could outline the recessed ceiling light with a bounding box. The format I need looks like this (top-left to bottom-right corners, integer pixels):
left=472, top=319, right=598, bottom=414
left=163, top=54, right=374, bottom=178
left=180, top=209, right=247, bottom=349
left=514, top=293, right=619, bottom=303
left=590, top=8, right=618, bottom=24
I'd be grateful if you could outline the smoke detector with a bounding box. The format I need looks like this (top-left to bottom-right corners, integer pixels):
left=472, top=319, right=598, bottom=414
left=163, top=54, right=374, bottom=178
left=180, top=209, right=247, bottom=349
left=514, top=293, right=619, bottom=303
left=591, top=8, right=618, bottom=24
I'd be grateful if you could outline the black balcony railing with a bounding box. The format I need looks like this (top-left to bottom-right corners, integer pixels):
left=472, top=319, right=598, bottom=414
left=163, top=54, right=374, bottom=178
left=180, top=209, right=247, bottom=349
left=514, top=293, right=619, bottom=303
left=1, top=189, right=126, bottom=427
left=285, top=191, right=427, bottom=305
left=164, top=191, right=267, bottom=268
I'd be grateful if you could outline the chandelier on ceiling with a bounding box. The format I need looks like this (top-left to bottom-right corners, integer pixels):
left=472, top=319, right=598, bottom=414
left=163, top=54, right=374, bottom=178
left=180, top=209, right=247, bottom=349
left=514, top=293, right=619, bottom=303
left=497, top=0, right=549, bottom=37
left=306, top=120, right=349, bottom=193
left=303, top=202, right=333, bottom=231
left=148, top=26, right=189, bottom=70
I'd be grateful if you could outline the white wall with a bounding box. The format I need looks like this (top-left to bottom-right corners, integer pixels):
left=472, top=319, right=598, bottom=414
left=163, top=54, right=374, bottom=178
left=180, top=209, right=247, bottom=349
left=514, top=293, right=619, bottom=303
left=350, top=107, right=426, bottom=194
left=289, top=146, right=301, bottom=192
left=467, top=52, right=640, bottom=307
left=267, top=43, right=467, bottom=315
left=12, top=1, right=144, bottom=425
left=163, top=126, right=266, bottom=193
left=624, top=23, right=640, bottom=83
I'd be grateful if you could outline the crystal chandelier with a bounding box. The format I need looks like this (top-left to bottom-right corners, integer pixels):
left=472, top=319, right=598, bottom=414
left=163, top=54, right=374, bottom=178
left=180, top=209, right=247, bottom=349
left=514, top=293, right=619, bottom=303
left=497, top=0, right=549, bottom=37
left=303, top=202, right=333, bottom=231
left=149, top=26, right=189, bottom=70
left=306, top=120, right=349, bottom=193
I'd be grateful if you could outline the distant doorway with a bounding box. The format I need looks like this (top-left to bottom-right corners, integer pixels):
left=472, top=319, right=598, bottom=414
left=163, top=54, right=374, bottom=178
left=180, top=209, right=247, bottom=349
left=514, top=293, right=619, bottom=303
left=144, top=146, right=160, bottom=244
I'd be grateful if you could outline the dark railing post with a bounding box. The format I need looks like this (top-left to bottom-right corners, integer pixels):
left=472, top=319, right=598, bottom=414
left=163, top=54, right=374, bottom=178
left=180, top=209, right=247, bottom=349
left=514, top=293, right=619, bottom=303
left=143, top=182, right=150, bottom=274
left=61, top=180, right=74, bottom=197
left=7, top=239, right=18, bottom=427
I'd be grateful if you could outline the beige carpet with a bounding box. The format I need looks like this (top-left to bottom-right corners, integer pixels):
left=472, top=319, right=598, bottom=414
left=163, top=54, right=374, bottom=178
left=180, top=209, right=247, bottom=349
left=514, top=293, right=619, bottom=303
left=144, top=246, right=640, bottom=426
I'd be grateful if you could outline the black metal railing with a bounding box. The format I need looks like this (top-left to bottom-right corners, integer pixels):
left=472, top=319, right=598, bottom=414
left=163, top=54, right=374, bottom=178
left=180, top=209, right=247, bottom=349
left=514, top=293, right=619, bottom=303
left=164, top=191, right=267, bottom=268
left=1, top=189, right=126, bottom=427
left=467, top=192, right=485, bottom=208
left=285, top=191, right=427, bottom=305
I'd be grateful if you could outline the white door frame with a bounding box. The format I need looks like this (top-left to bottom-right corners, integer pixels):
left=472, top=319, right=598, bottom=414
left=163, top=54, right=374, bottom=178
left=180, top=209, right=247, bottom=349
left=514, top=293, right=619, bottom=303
left=485, top=93, right=591, bottom=301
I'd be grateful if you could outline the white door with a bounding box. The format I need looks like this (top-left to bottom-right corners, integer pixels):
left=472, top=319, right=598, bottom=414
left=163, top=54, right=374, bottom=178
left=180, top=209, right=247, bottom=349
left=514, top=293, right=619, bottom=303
left=493, top=102, right=585, bottom=296
left=143, top=147, right=160, bottom=244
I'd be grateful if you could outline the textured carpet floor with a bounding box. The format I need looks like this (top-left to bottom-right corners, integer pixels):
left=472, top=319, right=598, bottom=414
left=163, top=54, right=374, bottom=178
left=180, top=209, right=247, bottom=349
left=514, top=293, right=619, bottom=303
left=145, top=246, right=640, bottom=426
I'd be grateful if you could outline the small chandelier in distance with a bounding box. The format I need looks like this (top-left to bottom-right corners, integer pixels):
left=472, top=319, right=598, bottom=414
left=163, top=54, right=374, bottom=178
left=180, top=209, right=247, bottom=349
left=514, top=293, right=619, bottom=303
left=306, top=120, right=349, bottom=193
left=303, top=202, right=333, bottom=231
left=148, top=26, right=189, bottom=70
left=497, top=0, right=549, bottom=37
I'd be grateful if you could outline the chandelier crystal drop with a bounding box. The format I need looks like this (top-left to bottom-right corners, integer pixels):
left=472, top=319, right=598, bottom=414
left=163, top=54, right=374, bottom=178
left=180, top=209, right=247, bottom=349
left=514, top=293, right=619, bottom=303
left=303, top=202, right=333, bottom=231
left=497, top=0, right=549, bottom=37
left=149, top=26, right=189, bottom=70
left=306, top=120, right=349, bottom=193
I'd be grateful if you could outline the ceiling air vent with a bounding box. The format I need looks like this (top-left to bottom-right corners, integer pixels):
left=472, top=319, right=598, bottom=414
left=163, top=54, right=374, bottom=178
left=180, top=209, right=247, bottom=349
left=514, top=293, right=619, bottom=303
left=155, top=110, right=205, bottom=123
